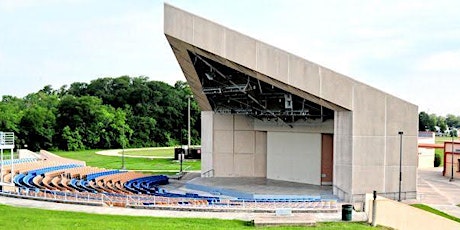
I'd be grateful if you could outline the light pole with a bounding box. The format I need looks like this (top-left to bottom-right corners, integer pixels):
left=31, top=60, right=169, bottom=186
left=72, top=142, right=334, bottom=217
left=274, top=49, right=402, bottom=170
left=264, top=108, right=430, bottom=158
left=398, top=131, right=403, bottom=202
left=121, top=126, right=125, bottom=170
left=182, top=94, right=193, bottom=173
left=450, top=132, right=455, bottom=182
left=187, top=95, right=193, bottom=154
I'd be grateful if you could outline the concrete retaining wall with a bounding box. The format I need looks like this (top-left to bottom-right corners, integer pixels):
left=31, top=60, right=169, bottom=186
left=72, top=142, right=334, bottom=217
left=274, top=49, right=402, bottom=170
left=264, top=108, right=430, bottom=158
left=365, top=194, right=460, bottom=230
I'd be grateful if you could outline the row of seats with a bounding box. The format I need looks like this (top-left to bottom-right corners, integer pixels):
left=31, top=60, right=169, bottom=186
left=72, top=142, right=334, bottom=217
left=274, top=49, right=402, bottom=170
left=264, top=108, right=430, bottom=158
left=14, top=164, right=82, bottom=188
left=124, top=175, right=168, bottom=194
left=6, top=159, right=335, bottom=210
left=236, top=197, right=322, bottom=202
left=0, top=158, right=37, bottom=166
left=9, top=160, right=175, bottom=197
left=2, top=160, right=70, bottom=183
left=10, top=160, right=222, bottom=202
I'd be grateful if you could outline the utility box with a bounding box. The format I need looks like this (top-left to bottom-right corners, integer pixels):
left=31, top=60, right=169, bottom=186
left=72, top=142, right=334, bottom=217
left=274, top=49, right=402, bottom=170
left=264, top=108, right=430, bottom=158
left=174, top=146, right=201, bottom=160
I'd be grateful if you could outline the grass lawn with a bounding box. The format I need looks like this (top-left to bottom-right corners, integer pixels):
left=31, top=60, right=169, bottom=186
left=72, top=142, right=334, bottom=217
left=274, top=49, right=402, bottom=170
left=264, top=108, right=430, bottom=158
left=123, top=147, right=174, bottom=157
left=0, top=204, right=388, bottom=230
left=435, top=148, right=444, bottom=166
left=435, top=136, right=458, bottom=144
left=0, top=149, right=19, bottom=158
left=53, top=149, right=200, bottom=171
left=411, top=204, right=460, bottom=223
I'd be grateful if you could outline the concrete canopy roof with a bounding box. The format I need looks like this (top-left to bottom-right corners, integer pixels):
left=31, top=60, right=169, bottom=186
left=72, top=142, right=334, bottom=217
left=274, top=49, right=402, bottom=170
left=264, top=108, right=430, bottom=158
left=163, top=3, right=416, bottom=123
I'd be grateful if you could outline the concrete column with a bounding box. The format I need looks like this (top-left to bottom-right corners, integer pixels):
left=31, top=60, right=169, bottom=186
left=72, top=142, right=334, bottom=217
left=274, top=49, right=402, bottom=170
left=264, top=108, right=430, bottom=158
left=334, top=111, right=353, bottom=201
left=201, top=111, right=214, bottom=175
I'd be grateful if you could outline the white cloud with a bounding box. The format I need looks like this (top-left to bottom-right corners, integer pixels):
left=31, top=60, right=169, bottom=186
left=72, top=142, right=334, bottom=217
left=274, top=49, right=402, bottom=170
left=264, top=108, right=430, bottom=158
left=0, top=0, right=41, bottom=10
left=0, top=0, right=86, bottom=11
left=2, top=0, right=460, bottom=115
left=417, top=50, right=460, bottom=72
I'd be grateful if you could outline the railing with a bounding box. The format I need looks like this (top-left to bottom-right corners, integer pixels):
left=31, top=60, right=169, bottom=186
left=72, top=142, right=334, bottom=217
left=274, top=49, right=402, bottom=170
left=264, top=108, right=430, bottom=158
left=125, top=197, right=338, bottom=211
left=202, top=169, right=214, bottom=177
left=0, top=132, right=14, bottom=148
left=1, top=188, right=106, bottom=206
left=0, top=187, right=339, bottom=211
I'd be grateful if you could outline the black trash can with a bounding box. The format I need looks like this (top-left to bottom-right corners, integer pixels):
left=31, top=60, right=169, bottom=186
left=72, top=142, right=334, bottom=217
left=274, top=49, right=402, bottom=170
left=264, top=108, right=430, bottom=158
left=342, top=204, right=353, bottom=221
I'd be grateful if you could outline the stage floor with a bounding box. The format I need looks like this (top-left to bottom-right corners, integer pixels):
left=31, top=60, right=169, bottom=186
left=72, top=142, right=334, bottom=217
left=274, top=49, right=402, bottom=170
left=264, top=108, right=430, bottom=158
left=165, top=173, right=336, bottom=200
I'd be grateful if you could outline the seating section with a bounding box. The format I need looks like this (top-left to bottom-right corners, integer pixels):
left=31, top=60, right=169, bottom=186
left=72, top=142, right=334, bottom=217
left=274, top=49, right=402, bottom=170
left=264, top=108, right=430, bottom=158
left=3, top=158, right=337, bottom=211
left=124, top=175, right=168, bottom=194
left=2, top=160, right=66, bottom=183
left=8, top=160, right=182, bottom=197
left=6, top=159, right=222, bottom=203
left=14, top=164, right=82, bottom=189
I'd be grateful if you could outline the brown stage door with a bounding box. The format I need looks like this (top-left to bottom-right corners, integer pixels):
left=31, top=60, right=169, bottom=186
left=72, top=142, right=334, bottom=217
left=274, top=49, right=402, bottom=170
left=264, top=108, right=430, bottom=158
left=321, top=134, right=333, bottom=185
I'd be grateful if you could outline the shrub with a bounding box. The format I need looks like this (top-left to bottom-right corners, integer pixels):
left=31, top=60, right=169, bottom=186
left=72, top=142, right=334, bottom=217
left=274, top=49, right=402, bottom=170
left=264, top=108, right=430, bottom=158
left=434, top=153, right=441, bottom=167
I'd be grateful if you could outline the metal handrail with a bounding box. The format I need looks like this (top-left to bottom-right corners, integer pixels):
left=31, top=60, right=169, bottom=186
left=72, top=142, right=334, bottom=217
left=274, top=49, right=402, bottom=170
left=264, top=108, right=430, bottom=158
left=202, top=168, right=214, bottom=177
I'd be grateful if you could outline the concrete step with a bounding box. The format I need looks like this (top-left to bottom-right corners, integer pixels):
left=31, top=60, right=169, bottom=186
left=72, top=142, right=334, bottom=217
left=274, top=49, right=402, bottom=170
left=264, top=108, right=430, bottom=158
left=252, top=214, right=316, bottom=227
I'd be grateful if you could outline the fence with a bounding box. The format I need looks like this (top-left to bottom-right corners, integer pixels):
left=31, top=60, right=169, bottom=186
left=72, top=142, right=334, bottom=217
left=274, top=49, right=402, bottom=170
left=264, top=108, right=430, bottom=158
left=0, top=187, right=339, bottom=212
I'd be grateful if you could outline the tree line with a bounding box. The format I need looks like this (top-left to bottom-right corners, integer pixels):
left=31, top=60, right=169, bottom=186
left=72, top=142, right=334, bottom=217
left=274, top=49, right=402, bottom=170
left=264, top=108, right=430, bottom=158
left=419, top=111, right=460, bottom=136
left=0, top=76, right=200, bottom=151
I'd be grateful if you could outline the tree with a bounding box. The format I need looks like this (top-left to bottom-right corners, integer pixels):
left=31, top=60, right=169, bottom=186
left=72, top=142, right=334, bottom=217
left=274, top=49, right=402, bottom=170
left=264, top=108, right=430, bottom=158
left=1, top=76, right=202, bottom=150
left=67, top=82, right=88, bottom=97
left=437, top=116, right=447, bottom=133
left=446, top=114, right=460, bottom=128
left=428, top=114, right=438, bottom=132
left=451, top=129, right=458, bottom=137
left=56, top=95, right=133, bottom=150
left=19, top=104, right=56, bottom=151
left=0, top=96, right=24, bottom=133
left=61, top=126, right=84, bottom=151
left=419, top=112, right=430, bottom=131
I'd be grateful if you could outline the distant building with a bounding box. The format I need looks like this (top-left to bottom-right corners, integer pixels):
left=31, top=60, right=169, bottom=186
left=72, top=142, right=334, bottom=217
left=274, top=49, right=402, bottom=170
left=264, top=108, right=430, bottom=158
left=418, top=131, right=435, bottom=168
left=444, top=141, right=460, bottom=179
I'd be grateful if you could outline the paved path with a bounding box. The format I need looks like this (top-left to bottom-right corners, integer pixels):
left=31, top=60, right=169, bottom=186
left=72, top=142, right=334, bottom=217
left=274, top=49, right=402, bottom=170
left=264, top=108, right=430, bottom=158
left=0, top=195, right=367, bottom=222
left=414, top=167, right=460, bottom=218
left=95, top=148, right=172, bottom=159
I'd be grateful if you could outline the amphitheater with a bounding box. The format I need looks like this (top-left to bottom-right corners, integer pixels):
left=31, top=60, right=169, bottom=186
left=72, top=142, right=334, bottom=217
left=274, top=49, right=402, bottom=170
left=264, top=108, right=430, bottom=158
left=3, top=3, right=460, bottom=229
left=0, top=148, right=339, bottom=213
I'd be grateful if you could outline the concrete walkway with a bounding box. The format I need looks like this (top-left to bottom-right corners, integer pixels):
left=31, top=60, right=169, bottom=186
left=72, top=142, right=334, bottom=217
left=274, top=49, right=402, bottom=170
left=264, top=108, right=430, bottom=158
left=95, top=148, right=172, bottom=159
left=413, top=167, right=460, bottom=218
left=0, top=195, right=367, bottom=222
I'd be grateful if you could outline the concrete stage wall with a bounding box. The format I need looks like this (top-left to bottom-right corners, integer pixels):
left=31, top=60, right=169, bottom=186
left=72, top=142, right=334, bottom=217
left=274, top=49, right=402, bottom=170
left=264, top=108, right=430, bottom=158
left=165, top=3, right=418, bottom=202
left=267, top=132, right=321, bottom=185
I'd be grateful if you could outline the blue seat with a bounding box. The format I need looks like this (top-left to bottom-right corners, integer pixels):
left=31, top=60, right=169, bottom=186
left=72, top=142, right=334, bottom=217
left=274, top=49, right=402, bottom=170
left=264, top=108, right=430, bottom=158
left=124, top=175, right=169, bottom=195
left=17, top=164, right=83, bottom=189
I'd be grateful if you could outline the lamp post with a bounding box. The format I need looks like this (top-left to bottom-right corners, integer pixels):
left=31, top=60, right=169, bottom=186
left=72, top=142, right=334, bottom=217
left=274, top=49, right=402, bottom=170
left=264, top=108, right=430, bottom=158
left=398, top=131, right=403, bottom=202
left=182, top=94, right=193, bottom=174
left=187, top=95, right=192, bottom=152
left=121, top=126, right=125, bottom=170
left=450, top=132, right=455, bottom=182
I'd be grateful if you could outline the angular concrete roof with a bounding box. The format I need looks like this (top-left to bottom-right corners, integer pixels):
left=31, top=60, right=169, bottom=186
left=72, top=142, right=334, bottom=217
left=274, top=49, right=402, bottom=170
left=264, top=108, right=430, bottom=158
left=164, top=3, right=417, bottom=121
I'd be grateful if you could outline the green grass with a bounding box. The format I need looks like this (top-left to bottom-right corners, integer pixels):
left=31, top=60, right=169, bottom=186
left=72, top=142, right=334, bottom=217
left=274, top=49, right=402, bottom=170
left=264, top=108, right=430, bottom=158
left=312, top=222, right=391, bottom=229
left=411, top=204, right=460, bottom=223
left=0, top=204, right=388, bottom=230
left=435, top=136, right=457, bottom=144
left=53, top=149, right=200, bottom=171
left=435, top=148, right=444, bottom=166
left=123, top=147, right=174, bottom=157
left=0, top=149, right=19, bottom=158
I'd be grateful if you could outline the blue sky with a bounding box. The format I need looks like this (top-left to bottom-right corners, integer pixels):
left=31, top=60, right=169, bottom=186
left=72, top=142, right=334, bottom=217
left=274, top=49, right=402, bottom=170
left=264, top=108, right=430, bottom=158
left=1, top=0, right=459, bottom=115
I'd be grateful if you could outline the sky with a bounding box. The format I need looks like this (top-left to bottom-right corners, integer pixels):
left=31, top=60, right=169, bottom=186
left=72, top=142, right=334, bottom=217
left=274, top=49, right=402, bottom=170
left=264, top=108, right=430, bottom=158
left=0, top=0, right=459, bottom=115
